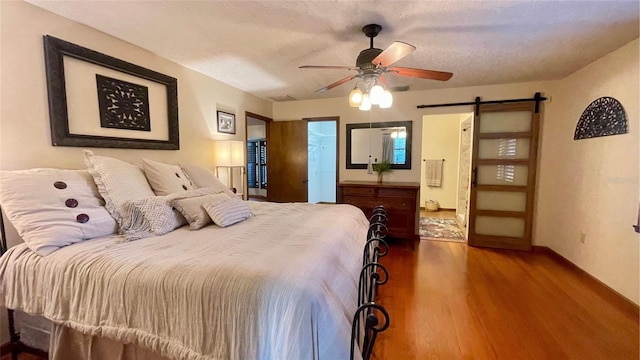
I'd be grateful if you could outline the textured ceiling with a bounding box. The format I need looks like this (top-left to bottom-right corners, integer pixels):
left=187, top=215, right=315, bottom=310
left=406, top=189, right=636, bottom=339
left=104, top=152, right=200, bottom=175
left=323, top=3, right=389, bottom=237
left=28, top=0, right=640, bottom=102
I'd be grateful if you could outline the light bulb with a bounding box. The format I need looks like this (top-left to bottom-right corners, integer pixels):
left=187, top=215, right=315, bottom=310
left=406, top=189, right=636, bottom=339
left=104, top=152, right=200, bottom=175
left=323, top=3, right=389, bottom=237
left=390, top=131, right=397, bottom=139
left=349, top=87, right=363, bottom=107
left=369, top=84, right=384, bottom=105
left=379, top=90, right=393, bottom=108
left=359, top=94, right=371, bottom=111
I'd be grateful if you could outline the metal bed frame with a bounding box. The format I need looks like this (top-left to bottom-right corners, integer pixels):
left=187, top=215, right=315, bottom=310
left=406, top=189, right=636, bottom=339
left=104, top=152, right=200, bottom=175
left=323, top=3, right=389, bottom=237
left=351, top=205, right=391, bottom=360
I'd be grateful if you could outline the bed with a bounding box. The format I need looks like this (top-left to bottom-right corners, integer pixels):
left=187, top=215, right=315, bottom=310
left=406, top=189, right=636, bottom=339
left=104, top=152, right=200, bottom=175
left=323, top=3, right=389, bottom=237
left=0, top=202, right=368, bottom=359
left=0, top=201, right=369, bottom=359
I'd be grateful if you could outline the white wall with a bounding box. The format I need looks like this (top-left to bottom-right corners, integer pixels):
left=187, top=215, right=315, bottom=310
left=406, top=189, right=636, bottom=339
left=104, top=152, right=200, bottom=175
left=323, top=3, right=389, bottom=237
left=535, top=39, right=639, bottom=304
left=308, top=121, right=337, bottom=203
left=420, top=114, right=461, bottom=209
left=273, top=81, right=554, bottom=184
left=274, top=40, right=640, bottom=304
left=0, top=0, right=272, bottom=173
left=0, top=1, right=272, bottom=342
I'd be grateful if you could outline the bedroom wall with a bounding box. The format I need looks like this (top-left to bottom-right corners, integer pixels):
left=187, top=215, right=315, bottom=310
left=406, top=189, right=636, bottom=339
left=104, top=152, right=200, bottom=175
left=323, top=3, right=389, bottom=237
left=420, top=113, right=461, bottom=210
left=0, top=1, right=272, bottom=342
left=535, top=38, right=639, bottom=304
left=0, top=0, right=272, bottom=174
left=272, top=81, right=554, bottom=184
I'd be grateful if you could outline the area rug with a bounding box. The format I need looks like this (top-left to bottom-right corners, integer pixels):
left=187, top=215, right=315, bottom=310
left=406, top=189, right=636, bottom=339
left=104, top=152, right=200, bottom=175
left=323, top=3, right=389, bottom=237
left=419, top=217, right=466, bottom=243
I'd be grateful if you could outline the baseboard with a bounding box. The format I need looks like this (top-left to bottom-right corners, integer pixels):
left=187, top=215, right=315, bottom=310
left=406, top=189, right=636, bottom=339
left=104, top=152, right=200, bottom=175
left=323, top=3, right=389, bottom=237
left=532, top=246, right=639, bottom=317
left=419, top=207, right=456, bottom=211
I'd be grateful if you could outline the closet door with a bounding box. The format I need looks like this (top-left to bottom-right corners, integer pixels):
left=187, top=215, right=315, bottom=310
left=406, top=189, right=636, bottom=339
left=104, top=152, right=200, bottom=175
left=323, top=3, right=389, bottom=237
left=268, top=120, right=308, bottom=203
left=468, top=102, right=540, bottom=250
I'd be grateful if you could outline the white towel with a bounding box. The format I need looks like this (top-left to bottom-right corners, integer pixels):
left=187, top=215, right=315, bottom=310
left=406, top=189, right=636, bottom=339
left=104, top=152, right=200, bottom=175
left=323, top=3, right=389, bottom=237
left=425, top=159, right=443, bottom=187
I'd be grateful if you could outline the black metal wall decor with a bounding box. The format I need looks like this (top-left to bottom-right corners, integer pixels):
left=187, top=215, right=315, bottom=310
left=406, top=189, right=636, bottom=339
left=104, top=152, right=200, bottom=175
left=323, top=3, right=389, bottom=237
left=96, top=74, right=151, bottom=131
left=574, top=97, right=628, bottom=140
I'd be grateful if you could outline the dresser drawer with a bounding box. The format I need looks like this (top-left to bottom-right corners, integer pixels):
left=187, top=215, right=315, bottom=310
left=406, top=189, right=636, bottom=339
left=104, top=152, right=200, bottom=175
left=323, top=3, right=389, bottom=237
left=382, top=197, right=413, bottom=210
left=341, top=195, right=381, bottom=210
left=338, top=181, right=420, bottom=244
left=378, top=188, right=414, bottom=198
left=341, top=187, right=375, bottom=196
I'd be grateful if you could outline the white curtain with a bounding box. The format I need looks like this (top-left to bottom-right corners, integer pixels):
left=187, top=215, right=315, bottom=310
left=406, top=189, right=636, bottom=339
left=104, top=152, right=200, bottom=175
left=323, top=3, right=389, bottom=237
left=381, top=134, right=393, bottom=163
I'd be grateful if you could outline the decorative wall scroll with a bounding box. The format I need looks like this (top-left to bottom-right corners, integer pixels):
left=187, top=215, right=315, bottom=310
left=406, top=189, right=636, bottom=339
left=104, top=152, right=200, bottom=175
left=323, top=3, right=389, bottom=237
left=44, top=35, right=179, bottom=149
left=574, top=97, right=628, bottom=140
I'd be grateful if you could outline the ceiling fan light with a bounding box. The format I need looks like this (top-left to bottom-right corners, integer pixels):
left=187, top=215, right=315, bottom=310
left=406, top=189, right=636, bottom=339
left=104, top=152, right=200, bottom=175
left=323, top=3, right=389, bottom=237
left=379, top=90, right=393, bottom=108
left=349, top=87, right=363, bottom=107
left=359, top=94, right=372, bottom=111
left=369, top=84, right=384, bottom=105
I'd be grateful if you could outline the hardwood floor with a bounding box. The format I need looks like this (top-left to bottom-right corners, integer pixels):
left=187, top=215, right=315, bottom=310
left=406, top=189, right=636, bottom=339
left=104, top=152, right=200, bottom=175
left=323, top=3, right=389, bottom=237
left=3, top=240, right=637, bottom=360
left=374, top=241, right=639, bottom=360
left=420, top=208, right=456, bottom=219
left=0, top=354, right=42, bottom=360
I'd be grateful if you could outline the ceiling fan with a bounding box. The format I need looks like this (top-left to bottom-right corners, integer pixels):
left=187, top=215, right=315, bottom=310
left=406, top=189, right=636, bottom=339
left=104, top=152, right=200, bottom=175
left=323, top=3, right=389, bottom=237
left=299, top=24, right=453, bottom=95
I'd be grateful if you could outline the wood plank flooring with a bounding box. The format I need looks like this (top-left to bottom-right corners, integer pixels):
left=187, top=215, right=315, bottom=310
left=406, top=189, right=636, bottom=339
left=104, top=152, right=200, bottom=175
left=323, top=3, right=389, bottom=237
left=3, top=239, right=638, bottom=360
left=374, top=241, right=639, bottom=360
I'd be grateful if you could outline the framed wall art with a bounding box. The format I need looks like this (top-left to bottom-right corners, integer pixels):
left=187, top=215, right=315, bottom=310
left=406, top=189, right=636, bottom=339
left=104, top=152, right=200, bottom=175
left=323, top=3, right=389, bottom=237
left=43, top=35, right=179, bottom=150
left=217, top=111, right=236, bottom=134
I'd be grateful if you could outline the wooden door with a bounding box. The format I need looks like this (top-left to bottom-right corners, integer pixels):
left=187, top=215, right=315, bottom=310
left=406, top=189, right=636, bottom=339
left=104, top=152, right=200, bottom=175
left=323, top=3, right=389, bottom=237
left=468, top=102, right=540, bottom=250
left=268, top=120, right=308, bottom=202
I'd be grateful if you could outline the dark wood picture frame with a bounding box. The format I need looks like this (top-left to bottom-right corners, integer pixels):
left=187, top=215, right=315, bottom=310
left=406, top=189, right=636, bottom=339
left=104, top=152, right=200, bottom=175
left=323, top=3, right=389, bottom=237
left=43, top=35, right=179, bottom=150
left=217, top=111, right=236, bottom=134
left=346, top=120, right=412, bottom=170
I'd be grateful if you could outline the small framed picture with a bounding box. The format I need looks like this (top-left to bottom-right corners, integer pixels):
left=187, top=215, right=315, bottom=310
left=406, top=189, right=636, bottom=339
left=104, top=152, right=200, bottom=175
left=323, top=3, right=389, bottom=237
left=217, top=111, right=236, bottom=134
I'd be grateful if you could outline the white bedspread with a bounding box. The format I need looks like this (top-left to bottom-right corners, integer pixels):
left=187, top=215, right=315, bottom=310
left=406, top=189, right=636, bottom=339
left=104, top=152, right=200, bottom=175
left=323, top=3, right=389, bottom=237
left=0, top=202, right=368, bottom=360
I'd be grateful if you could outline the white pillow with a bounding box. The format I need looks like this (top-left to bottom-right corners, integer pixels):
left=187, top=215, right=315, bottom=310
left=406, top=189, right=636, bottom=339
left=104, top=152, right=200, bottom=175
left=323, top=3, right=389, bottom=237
left=0, top=169, right=118, bottom=256
left=121, top=188, right=217, bottom=240
left=171, top=193, right=231, bottom=230
left=203, top=199, right=254, bottom=228
left=179, top=163, right=236, bottom=197
left=142, top=159, right=196, bottom=196
left=83, top=150, right=155, bottom=224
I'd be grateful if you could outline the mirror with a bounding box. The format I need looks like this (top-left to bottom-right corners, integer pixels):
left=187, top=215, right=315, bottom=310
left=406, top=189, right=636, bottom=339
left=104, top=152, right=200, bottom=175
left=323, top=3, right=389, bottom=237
left=346, top=121, right=412, bottom=170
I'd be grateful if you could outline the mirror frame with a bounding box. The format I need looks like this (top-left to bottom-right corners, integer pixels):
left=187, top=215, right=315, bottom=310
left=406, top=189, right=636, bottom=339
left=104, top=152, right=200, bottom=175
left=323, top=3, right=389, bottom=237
left=346, top=120, right=412, bottom=170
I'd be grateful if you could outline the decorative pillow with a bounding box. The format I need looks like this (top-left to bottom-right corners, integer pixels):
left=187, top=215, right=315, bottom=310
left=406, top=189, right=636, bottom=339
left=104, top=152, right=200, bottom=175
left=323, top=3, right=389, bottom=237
left=0, top=169, right=118, bottom=256
left=179, top=163, right=236, bottom=197
left=83, top=150, right=155, bottom=224
left=203, top=199, right=254, bottom=228
left=142, top=159, right=196, bottom=196
left=120, top=188, right=216, bottom=240
left=171, top=193, right=231, bottom=230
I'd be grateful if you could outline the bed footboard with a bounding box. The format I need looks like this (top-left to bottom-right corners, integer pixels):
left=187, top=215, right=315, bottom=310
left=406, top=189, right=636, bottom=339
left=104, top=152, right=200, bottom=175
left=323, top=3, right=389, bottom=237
left=351, top=205, right=391, bottom=360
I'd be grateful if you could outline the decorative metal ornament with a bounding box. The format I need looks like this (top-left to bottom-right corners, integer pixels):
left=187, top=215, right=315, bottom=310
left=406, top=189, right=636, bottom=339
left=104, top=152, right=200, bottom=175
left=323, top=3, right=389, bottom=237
left=574, top=97, right=628, bottom=140
left=96, top=74, right=151, bottom=131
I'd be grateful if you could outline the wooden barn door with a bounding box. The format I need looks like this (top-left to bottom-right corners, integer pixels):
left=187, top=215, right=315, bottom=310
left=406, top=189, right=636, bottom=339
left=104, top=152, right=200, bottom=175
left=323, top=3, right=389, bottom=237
left=268, top=120, right=308, bottom=202
left=468, top=101, right=540, bottom=250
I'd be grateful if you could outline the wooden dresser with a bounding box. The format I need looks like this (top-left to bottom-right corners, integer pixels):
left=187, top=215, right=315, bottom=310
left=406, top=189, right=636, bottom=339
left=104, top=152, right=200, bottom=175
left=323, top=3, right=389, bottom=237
left=337, top=181, right=420, bottom=245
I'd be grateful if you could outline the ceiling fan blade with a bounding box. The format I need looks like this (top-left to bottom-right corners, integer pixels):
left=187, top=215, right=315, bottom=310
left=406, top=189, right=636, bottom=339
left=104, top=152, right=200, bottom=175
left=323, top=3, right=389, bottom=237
left=299, top=65, right=356, bottom=70
left=387, top=66, right=453, bottom=81
left=371, top=41, right=416, bottom=67
left=315, top=75, right=358, bottom=93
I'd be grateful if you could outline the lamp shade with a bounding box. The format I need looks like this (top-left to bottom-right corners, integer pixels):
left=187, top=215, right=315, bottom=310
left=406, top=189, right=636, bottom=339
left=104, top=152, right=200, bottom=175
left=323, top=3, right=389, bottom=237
left=379, top=90, right=393, bottom=108
left=215, top=140, right=244, bottom=166
left=369, top=84, right=384, bottom=105
left=349, top=87, right=363, bottom=107
left=359, top=94, right=372, bottom=111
